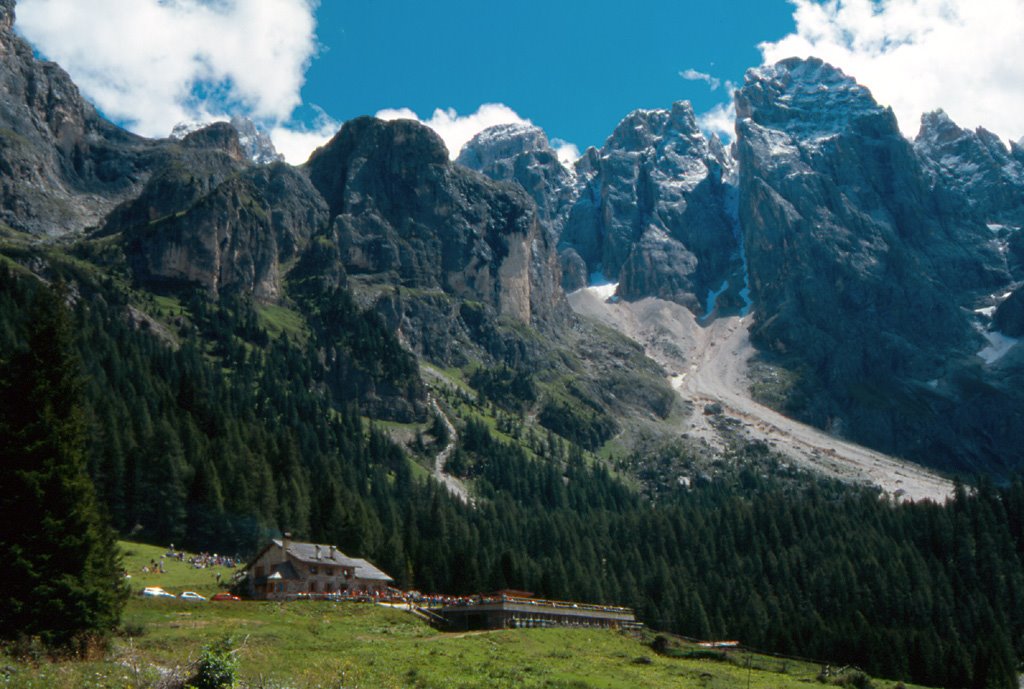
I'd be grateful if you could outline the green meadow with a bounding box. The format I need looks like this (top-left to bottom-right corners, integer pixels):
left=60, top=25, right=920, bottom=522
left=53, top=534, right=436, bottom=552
left=1, top=543, right=926, bottom=689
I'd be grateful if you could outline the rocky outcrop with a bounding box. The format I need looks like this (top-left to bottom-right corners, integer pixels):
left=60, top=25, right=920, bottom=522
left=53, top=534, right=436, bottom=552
left=563, top=103, right=738, bottom=310
left=737, top=58, right=1000, bottom=363
left=0, top=0, right=161, bottom=235
left=229, top=116, right=284, bottom=165
left=306, top=116, right=563, bottom=327
left=99, top=124, right=252, bottom=239
left=735, top=57, right=1018, bottom=467
left=915, top=110, right=1024, bottom=231
left=995, top=288, right=1024, bottom=338
left=915, top=110, right=1024, bottom=289
left=456, top=123, right=576, bottom=248
left=124, top=162, right=328, bottom=299
left=461, top=104, right=742, bottom=312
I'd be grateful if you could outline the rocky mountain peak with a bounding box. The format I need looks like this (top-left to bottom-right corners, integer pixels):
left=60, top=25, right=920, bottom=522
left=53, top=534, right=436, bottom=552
left=170, top=117, right=283, bottom=165
left=456, top=123, right=551, bottom=172
left=669, top=100, right=700, bottom=133
left=733, top=57, right=1019, bottom=466
left=605, top=101, right=704, bottom=155
left=0, top=1, right=162, bottom=235
left=307, top=116, right=449, bottom=218
left=1012, top=137, right=1024, bottom=164
left=601, top=101, right=722, bottom=186
left=916, top=109, right=964, bottom=148
left=915, top=109, right=1013, bottom=167
left=737, top=57, right=894, bottom=138
left=181, top=121, right=248, bottom=162
left=457, top=121, right=575, bottom=255
left=914, top=108, right=1024, bottom=229
left=573, top=146, right=600, bottom=176
left=229, top=115, right=284, bottom=165
left=557, top=99, right=739, bottom=307
left=305, top=116, right=564, bottom=329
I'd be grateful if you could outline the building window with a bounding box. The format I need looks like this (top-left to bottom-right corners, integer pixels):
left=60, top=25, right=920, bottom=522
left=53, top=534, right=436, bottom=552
left=309, top=565, right=318, bottom=575
left=325, top=567, right=333, bottom=577
left=256, top=566, right=264, bottom=577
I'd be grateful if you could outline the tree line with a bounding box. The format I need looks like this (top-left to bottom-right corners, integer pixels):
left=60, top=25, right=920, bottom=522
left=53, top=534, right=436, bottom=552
left=2, top=263, right=1024, bottom=688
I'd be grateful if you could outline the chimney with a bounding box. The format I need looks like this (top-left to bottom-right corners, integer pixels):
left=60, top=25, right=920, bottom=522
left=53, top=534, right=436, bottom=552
left=282, top=532, right=292, bottom=552
left=329, top=545, right=335, bottom=559
left=315, top=544, right=321, bottom=559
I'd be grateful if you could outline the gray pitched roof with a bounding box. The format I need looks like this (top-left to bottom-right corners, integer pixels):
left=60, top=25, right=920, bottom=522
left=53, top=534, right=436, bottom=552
left=350, top=557, right=394, bottom=582
left=273, top=539, right=359, bottom=568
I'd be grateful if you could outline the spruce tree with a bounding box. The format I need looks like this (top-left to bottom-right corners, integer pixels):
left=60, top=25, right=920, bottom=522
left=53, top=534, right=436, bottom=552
left=0, top=284, right=125, bottom=650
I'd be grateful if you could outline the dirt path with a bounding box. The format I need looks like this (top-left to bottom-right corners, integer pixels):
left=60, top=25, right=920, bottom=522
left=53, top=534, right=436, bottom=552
left=426, top=392, right=471, bottom=505
left=569, top=289, right=953, bottom=503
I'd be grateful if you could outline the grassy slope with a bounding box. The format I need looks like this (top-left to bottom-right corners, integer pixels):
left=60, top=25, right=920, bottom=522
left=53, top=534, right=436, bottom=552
left=3, top=543, right=929, bottom=689
left=121, top=541, right=238, bottom=598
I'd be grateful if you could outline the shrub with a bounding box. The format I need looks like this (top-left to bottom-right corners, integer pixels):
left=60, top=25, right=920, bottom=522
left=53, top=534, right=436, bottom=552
left=188, top=637, right=238, bottom=689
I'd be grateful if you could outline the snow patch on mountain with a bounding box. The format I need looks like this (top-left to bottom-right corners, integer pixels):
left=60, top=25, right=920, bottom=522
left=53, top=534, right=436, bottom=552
left=738, top=58, right=887, bottom=142
left=978, top=329, right=1019, bottom=364
left=170, top=116, right=283, bottom=164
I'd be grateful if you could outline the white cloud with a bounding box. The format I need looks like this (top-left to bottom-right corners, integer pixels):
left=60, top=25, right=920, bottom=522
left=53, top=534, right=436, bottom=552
left=376, top=103, right=582, bottom=169
left=697, top=101, right=737, bottom=143
left=375, top=103, right=533, bottom=160
left=550, top=138, right=581, bottom=166
left=760, top=0, right=1024, bottom=142
left=16, top=0, right=319, bottom=140
left=270, top=118, right=340, bottom=165
left=680, top=68, right=722, bottom=91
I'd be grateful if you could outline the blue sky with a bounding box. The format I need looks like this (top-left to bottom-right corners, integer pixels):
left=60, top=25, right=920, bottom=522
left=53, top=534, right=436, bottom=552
left=299, top=0, right=795, bottom=153
left=14, top=0, right=1024, bottom=163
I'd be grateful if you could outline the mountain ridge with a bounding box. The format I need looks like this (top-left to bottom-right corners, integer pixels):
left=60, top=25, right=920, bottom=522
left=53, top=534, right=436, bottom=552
left=4, top=5, right=1024, bottom=684
left=2, top=0, right=1023, bottom=476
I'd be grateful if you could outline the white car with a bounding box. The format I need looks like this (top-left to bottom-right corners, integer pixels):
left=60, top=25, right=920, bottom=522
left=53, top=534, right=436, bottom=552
left=179, top=591, right=207, bottom=601
left=141, top=586, right=175, bottom=599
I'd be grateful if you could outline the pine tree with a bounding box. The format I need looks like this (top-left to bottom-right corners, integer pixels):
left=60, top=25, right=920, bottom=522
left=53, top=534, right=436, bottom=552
left=0, top=284, right=125, bottom=650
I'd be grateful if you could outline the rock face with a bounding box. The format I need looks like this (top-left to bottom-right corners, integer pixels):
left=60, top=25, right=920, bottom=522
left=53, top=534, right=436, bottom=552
left=456, top=123, right=576, bottom=249
left=736, top=57, right=1020, bottom=469
left=99, top=124, right=251, bottom=240
left=0, top=0, right=158, bottom=235
left=123, top=161, right=328, bottom=299
left=306, top=117, right=562, bottom=327
left=107, top=121, right=326, bottom=300
left=914, top=110, right=1024, bottom=334
left=229, top=116, right=284, bottom=165
left=995, top=288, right=1024, bottom=338
left=3, top=5, right=1022, bottom=472
left=563, top=102, right=737, bottom=309
left=172, top=117, right=284, bottom=165
left=915, top=110, right=1024, bottom=233
left=460, top=104, right=741, bottom=313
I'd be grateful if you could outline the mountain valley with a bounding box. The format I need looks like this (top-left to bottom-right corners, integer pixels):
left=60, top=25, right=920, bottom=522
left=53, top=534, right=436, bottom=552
left=3, top=0, right=1024, bottom=685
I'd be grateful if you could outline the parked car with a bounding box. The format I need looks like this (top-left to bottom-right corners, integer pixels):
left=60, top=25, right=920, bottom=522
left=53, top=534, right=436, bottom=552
left=179, top=591, right=207, bottom=601
left=141, top=586, right=175, bottom=599
left=210, top=592, right=241, bottom=601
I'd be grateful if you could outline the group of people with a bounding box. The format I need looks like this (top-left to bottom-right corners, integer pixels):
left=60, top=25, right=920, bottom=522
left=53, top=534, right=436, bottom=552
left=410, top=593, right=505, bottom=608
left=165, top=545, right=239, bottom=570
left=294, top=588, right=393, bottom=601
left=140, top=558, right=165, bottom=574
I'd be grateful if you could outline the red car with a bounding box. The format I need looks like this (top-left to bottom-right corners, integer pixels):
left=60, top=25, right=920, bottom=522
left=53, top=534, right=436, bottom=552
left=210, top=592, right=241, bottom=601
